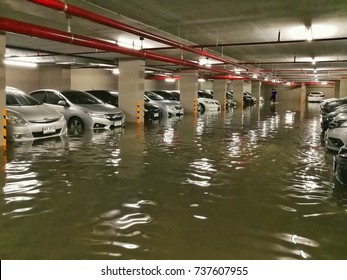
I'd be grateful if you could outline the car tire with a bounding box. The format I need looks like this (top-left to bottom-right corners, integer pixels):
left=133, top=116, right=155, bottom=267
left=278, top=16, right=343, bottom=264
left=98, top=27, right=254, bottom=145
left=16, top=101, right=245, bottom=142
left=198, top=103, right=205, bottom=113
left=68, top=116, right=85, bottom=135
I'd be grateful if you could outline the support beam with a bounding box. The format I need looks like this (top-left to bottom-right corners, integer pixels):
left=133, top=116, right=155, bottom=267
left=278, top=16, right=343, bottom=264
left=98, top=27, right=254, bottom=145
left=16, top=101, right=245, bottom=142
left=180, top=72, right=198, bottom=114
left=118, top=59, right=145, bottom=123
left=0, top=33, right=6, bottom=147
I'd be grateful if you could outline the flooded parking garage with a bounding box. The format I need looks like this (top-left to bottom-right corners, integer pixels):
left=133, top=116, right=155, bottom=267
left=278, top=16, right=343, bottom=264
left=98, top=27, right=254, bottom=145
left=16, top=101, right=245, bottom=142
left=1, top=102, right=346, bottom=260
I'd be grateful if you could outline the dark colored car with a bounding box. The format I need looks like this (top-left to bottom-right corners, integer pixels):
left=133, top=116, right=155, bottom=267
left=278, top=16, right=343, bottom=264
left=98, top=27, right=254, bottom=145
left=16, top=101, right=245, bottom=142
left=225, top=91, right=237, bottom=108
left=333, top=145, right=347, bottom=186
left=243, top=91, right=257, bottom=105
left=87, top=90, right=161, bottom=121
left=151, top=90, right=179, bottom=101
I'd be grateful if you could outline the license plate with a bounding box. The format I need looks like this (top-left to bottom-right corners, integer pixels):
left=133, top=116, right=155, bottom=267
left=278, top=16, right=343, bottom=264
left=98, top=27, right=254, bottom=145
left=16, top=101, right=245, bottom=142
left=114, top=121, right=122, bottom=127
left=43, top=126, right=56, bottom=134
left=154, top=113, right=159, bottom=117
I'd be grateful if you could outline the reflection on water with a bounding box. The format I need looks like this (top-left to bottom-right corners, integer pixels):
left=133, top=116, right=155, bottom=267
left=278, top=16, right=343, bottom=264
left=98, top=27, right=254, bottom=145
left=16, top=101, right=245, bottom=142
left=1, top=102, right=347, bottom=259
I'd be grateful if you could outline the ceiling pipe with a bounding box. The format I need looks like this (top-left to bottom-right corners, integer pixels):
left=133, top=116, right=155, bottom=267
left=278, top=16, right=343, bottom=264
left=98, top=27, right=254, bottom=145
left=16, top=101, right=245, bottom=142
left=0, top=17, right=237, bottom=75
left=27, top=0, right=257, bottom=73
left=150, top=37, right=347, bottom=50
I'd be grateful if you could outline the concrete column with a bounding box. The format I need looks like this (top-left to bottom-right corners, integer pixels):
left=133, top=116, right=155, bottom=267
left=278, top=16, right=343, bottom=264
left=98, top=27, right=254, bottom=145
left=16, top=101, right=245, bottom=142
left=233, top=80, right=244, bottom=106
left=39, top=66, right=71, bottom=89
left=180, top=72, right=198, bottom=114
left=334, top=80, right=340, bottom=98
left=213, top=80, right=227, bottom=110
left=118, top=59, right=145, bottom=123
left=300, top=82, right=306, bottom=120
left=0, top=33, right=6, bottom=147
left=339, top=79, right=347, bottom=98
left=251, top=81, right=261, bottom=101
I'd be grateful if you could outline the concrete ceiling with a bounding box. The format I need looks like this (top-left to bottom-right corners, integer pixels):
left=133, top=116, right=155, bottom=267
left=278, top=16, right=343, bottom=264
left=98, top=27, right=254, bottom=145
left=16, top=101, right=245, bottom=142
left=2, top=0, right=347, bottom=85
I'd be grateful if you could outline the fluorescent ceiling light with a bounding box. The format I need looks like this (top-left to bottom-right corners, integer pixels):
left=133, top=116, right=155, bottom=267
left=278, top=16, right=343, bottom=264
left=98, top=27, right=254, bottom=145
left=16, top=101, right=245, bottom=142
left=165, top=77, right=175, bottom=82
left=306, top=27, right=313, bottom=42
left=112, top=68, right=119, bottom=75
left=4, top=59, right=38, bottom=68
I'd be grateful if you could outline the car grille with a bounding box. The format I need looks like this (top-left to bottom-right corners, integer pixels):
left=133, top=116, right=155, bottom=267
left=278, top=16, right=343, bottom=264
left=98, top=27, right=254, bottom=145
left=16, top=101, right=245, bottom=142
left=29, top=118, right=60, bottom=123
left=32, top=129, right=62, bottom=138
left=149, top=108, right=161, bottom=113
left=105, top=113, right=123, bottom=121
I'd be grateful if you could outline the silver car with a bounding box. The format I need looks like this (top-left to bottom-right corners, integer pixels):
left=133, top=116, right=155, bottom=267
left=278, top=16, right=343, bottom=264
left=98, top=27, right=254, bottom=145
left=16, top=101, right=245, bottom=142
left=29, top=89, right=125, bottom=135
left=5, top=86, right=67, bottom=141
left=145, top=91, right=184, bottom=118
left=325, top=112, right=347, bottom=152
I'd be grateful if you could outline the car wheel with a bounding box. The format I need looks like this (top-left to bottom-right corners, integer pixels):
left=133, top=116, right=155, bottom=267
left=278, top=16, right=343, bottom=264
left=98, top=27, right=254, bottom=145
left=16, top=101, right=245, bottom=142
left=198, top=103, right=205, bottom=113
left=68, top=117, right=85, bottom=135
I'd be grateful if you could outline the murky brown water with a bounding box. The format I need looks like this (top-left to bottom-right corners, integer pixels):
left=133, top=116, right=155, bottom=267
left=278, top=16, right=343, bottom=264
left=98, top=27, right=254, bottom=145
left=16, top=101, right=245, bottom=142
left=1, top=102, right=347, bottom=260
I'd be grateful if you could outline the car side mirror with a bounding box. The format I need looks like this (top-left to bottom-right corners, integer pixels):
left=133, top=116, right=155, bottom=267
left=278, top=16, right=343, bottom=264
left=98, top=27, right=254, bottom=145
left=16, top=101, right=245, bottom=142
left=58, top=100, right=69, bottom=107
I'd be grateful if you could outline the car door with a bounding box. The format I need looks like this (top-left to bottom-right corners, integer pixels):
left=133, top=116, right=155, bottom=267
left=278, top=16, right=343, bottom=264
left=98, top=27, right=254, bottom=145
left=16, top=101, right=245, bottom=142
left=45, top=91, right=72, bottom=120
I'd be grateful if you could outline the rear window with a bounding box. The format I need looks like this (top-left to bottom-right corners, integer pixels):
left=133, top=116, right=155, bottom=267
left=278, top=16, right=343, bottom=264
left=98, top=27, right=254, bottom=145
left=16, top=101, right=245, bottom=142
left=309, top=92, right=323, bottom=96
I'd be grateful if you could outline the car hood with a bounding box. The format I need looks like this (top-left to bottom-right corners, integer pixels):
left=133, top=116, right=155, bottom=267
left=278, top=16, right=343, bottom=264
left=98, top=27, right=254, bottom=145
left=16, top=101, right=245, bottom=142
left=74, top=103, right=123, bottom=114
left=198, top=97, right=219, bottom=103
left=7, top=104, right=61, bottom=122
left=153, top=100, right=182, bottom=106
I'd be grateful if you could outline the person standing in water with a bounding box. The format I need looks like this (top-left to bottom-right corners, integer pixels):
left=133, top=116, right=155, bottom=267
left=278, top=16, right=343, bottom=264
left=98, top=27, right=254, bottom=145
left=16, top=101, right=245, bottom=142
left=270, top=88, right=278, bottom=103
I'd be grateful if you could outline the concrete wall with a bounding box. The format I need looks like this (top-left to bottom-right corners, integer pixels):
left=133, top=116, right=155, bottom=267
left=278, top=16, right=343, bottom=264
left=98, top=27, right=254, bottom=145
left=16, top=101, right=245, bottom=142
left=145, top=79, right=179, bottom=91
left=262, top=84, right=335, bottom=102
left=6, top=66, right=39, bottom=92
left=71, top=68, right=117, bottom=90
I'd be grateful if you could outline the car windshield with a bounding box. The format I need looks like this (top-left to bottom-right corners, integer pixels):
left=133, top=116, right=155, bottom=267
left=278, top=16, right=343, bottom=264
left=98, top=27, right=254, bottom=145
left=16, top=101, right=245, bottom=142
left=61, top=90, right=103, bottom=104
left=6, top=90, right=42, bottom=106
left=310, top=92, right=323, bottom=96
left=145, top=91, right=164, bottom=101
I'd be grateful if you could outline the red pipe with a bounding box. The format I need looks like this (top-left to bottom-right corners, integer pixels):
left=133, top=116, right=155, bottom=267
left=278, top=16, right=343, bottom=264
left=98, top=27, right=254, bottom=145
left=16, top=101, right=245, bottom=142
left=0, top=17, right=235, bottom=75
left=27, top=0, right=250, bottom=70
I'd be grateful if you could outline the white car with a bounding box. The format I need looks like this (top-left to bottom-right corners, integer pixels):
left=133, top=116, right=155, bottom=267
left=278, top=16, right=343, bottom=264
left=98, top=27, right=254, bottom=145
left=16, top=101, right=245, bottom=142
left=197, top=90, right=221, bottom=113
left=198, top=97, right=221, bottom=113
left=6, top=86, right=67, bottom=141
left=308, top=91, right=325, bottom=102
left=325, top=113, right=347, bottom=152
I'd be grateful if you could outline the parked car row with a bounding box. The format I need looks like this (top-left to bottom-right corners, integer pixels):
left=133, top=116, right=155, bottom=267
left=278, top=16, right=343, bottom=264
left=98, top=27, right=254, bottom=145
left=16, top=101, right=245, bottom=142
left=320, top=96, right=347, bottom=185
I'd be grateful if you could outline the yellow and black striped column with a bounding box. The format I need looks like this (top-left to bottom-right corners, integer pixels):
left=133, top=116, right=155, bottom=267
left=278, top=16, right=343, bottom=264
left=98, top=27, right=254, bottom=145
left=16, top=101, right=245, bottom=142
left=3, top=108, right=6, bottom=147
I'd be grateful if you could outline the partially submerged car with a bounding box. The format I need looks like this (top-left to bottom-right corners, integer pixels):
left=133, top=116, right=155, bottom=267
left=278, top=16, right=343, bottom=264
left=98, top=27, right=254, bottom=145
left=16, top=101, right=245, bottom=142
left=243, top=91, right=257, bottom=105
left=145, top=91, right=184, bottom=118
left=307, top=91, right=325, bottom=102
left=86, top=89, right=161, bottom=121
left=325, top=113, right=347, bottom=152
left=333, top=145, right=347, bottom=186
left=29, top=89, right=125, bottom=135
left=6, top=86, right=67, bottom=141
left=321, top=104, right=347, bottom=131
left=198, top=90, right=221, bottom=113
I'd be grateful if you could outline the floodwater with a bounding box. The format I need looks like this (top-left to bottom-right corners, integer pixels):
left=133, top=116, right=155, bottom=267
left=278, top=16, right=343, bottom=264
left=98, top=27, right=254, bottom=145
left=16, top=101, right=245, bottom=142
left=1, top=101, right=347, bottom=260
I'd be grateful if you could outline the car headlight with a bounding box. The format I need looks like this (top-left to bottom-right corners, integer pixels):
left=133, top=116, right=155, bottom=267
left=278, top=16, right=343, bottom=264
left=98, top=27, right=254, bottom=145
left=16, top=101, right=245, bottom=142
left=332, top=120, right=347, bottom=128
left=59, top=113, right=65, bottom=121
left=164, top=105, right=176, bottom=110
left=6, top=112, right=27, bottom=126
left=87, top=112, right=106, bottom=118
